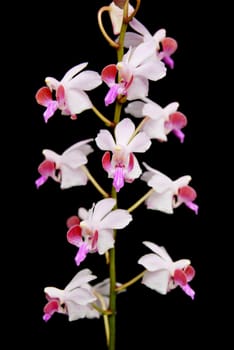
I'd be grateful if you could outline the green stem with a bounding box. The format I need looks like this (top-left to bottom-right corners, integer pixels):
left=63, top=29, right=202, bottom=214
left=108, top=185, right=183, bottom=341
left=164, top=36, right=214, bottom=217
left=108, top=244, right=117, bottom=350
left=92, top=105, right=115, bottom=127
left=115, top=271, right=145, bottom=292
left=128, top=188, right=155, bottom=213
left=81, top=165, right=110, bottom=198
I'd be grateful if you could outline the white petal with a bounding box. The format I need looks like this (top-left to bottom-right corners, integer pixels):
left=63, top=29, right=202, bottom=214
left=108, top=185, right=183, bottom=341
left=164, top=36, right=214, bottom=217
left=127, top=155, right=142, bottom=180
left=44, top=287, right=64, bottom=300
left=68, top=71, right=102, bottom=91
left=60, top=166, right=88, bottom=189
left=67, top=288, right=96, bottom=305
left=142, top=270, right=170, bottom=294
left=124, top=32, right=144, bottom=48
left=99, top=209, right=132, bottom=229
left=61, top=150, right=87, bottom=169
left=127, top=131, right=151, bottom=153
left=92, top=198, right=116, bottom=223
left=127, top=76, right=149, bottom=100
left=65, top=269, right=97, bottom=290
left=173, top=259, right=191, bottom=272
left=66, top=89, right=93, bottom=114
left=163, top=102, right=179, bottom=116
left=124, top=101, right=145, bottom=118
left=97, top=229, right=115, bottom=254
left=78, top=207, right=89, bottom=220
left=141, top=241, right=172, bottom=261
left=138, top=253, right=169, bottom=271
left=135, top=58, right=166, bottom=81
left=45, top=77, right=60, bottom=90
left=153, top=29, right=166, bottom=45
left=42, top=149, right=61, bottom=164
left=61, top=63, right=88, bottom=83
left=129, top=17, right=151, bottom=38
left=173, top=176, right=192, bottom=190
left=115, top=118, right=135, bottom=145
left=143, top=100, right=164, bottom=120
left=66, top=302, right=98, bottom=321
left=145, top=191, right=174, bottom=214
left=129, top=40, right=156, bottom=68
left=143, top=119, right=167, bottom=140
left=95, top=129, right=116, bottom=151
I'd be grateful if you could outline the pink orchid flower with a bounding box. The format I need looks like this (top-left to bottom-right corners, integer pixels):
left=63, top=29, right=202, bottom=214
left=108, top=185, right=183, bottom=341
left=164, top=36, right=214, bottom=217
left=35, top=139, right=93, bottom=189
left=35, top=63, right=102, bottom=122
left=101, top=40, right=166, bottom=106
left=125, top=98, right=187, bottom=143
left=138, top=241, right=195, bottom=299
left=66, top=198, right=132, bottom=265
left=109, top=1, right=134, bottom=35
left=95, top=118, right=151, bottom=192
left=43, top=269, right=98, bottom=322
left=124, top=17, right=178, bottom=69
left=141, top=162, right=199, bottom=214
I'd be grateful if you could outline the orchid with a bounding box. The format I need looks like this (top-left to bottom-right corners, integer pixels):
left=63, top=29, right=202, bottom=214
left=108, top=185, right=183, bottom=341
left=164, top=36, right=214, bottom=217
left=138, top=241, right=195, bottom=299
left=35, top=139, right=93, bottom=189
left=95, top=118, right=151, bottom=192
left=124, top=17, right=178, bottom=69
left=141, top=162, right=199, bottom=214
left=34, top=2, right=199, bottom=349
left=125, top=98, right=187, bottom=142
left=43, top=269, right=98, bottom=322
left=66, top=198, right=132, bottom=265
left=101, top=40, right=166, bottom=106
left=35, top=63, right=102, bottom=122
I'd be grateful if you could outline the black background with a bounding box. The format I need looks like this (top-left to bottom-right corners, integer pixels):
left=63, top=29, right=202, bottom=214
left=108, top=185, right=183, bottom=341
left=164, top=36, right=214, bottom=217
left=12, top=0, right=226, bottom=348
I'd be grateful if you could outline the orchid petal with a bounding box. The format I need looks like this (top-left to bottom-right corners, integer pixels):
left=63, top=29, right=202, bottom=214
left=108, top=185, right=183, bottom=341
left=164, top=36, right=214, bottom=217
left=142, top=270, right=170, bottom=294
left=124, top=100, right=145, bottom=118
left=74, top=243, right=89, bottom=266
left=127, top=131, right=151, bottom=153
left=61, top=62, right=88, bottom=83
left=65, top=269, right=97, bottom=290
left=95, top=129, right=116, bottom=151
left=127, top=76, right=149, bottom=100
left=138, top=253, right=170, bottom=271
left=101, top=64, right=118, bottom=87
left=67, top=225, right=82, bottom=247
left=115, top=118, right=135, bottom=145
left=145, top=191, right=174, bottom=214
left=97, top=229, right=115, bottom=254
left=99, top=209, right=132, bottom=229
left=65, top=89, right=93, bottom=114
left=68, top=71, right=102, bottom=91
left=35, top=86, right=52, bottom=107
left=142, top=241, right=172, bottom=261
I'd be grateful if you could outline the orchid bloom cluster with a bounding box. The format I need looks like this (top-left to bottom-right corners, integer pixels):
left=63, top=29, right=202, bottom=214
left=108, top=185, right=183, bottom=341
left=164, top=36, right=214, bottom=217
left=35, top=1, right=198, bottom=349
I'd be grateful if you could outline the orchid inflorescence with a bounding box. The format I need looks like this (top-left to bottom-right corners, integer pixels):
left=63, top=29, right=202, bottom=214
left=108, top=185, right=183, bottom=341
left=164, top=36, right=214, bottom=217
left=34, top=1, right=198, bottom=349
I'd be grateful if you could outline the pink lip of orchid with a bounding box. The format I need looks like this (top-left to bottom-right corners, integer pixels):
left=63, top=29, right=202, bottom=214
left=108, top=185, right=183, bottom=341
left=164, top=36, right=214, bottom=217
left=35, top=139, right=94, bottom=190
left=95, top=118, right=151, bottom=192
left=141, top=162, right=199, bottom=214
left=124, top=17, right=178, bottom=69
left=66, top=198, right=133, bottom=265
left=138, top=241, right=195, bottom=299
left=101, top=40, right=166, bottom=106
left=125, top=98, right=187, bottom=142
left=35, top=62, right=102, bottom=122
left=43, top=269, right=98, bottom=322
